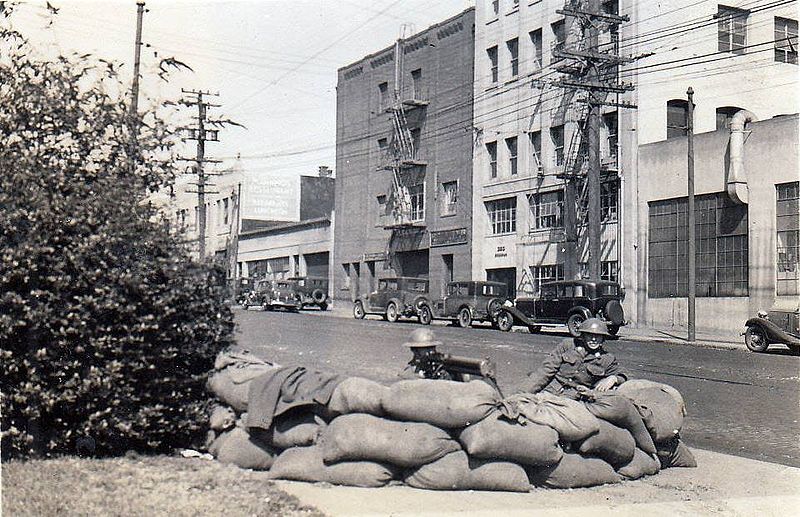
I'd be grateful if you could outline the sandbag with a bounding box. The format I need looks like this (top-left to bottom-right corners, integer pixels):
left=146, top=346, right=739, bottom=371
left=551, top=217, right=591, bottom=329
left=207, top=369, right=251, bottom=412
left=656, top=437, right=697, bottom=468
left=458, top=411, right=562, bottom=466
left=250, top=409, right=326, bottom=449
left=619, top=385, right=685, bottom=443
left=211, top=427, right=276, bottom=470
left=268, top=446, right=396, bottom=488
left=512, top=392, right=600, bottom=442
left=528, top=453, right=621, bottom=489
left=381, top=379, right=499, bottom=428
left=327, top=377, right=388, bottom=416
left=319, top=413, right=461, bottom=467
left=582, top=392, right=656, bottom=455
left=209, top=405, right=237, bottom=432
left=618, top=379, right=686, bottom=415
left=617, top=448, right=661, bottom=479
left=576, top=419, right=636, bottom=468
left=405, top=451, right=530, bottom=492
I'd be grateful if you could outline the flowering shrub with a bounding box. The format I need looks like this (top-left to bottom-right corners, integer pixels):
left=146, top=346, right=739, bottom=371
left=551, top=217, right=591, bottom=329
left=0, top=11, right=234, bottom=458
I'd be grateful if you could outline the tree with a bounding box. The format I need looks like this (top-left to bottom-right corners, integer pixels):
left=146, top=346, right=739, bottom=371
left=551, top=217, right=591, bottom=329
left=0, top=6, right=235, bottom=458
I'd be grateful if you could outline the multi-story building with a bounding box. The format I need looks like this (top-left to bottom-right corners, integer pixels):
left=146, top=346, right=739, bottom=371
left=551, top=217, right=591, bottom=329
left=334, top=8, right=476, bottom=301
left=472, top=0, right=798, bottom=331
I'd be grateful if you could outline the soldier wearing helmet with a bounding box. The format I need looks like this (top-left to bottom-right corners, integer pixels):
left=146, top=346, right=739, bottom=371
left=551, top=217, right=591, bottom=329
left=526, top=318, right=626, bottom=399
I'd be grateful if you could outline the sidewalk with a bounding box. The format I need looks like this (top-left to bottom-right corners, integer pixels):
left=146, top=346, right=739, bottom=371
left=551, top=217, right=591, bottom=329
left=275, top=448, right=800, bottom=516
left=302, top=303, right=746, bottom=351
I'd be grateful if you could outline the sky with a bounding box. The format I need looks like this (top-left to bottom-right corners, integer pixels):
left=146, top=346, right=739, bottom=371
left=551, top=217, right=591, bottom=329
left=9, top=0, right=474, bottom=178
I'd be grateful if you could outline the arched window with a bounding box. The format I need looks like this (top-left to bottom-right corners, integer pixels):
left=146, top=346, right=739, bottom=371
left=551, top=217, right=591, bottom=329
left=716, top=106, right=744, bottom=130
left=666, top=99, right=689, bottom=139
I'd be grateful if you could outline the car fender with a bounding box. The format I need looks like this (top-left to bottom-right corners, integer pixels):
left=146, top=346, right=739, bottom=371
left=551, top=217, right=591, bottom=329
left=746, top=318, right=800, bottom=346
left=569, top=306, right=593, bottom=321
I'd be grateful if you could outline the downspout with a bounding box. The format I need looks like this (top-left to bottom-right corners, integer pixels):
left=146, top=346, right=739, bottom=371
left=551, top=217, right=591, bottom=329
left=727, top=110, right=757, bottom=204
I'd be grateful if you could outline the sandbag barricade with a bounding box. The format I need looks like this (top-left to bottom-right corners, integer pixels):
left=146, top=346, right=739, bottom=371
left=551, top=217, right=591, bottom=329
left=207, top=349, right=280, bottom=412
left=205, top=351, right=694, bottom=492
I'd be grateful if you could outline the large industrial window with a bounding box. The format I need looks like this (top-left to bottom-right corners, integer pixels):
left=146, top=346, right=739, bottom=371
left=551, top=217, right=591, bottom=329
left=667, top=99, right=689, bottom=138
left=529, top=130, right=542, bottom=172
left=550, top=125, right=564, bottom=166
left=507, top=38, right=519, bottom=77
left=777, top=181, right=799, bottom=295
left=486, top=141, right=498, bottom=178
left=531, top=264, right=564, bottom=295
left=440, top=181, right=458, bottom=216
left=648, top=192, right=748, bottom=298
left=601, top=260, right=618, bottom=282
left=775, top=17, right=798, bottom=64
left=718, top=5, right=748, bottom=54
left=529, top=29, right=543, bottom=69
left=487, top=197, right=517, bottom=235
left=487, top=46, right=499, bottom=83
left=506, top=136, right=518, bottom=176
left=530, top=190, right=563, bottom=230
left=601, top=180, right=618, bottom=222
left=408, top=183, right=425, bottom=222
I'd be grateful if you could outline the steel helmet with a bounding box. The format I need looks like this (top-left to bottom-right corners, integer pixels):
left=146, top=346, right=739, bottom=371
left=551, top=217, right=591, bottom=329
left=405, top=328, right=442, bottom=349
left=578, top=318, right=612, bottom=337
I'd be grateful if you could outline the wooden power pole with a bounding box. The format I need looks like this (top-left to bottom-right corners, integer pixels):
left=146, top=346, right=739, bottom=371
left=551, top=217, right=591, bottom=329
left=687, top=87, right=696, bottom=342
left=130, top=2, right=145, bottom=116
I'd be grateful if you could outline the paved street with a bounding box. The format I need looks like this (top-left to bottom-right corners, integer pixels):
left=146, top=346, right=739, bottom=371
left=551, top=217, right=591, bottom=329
left=234, top=308, right=800, bottom=468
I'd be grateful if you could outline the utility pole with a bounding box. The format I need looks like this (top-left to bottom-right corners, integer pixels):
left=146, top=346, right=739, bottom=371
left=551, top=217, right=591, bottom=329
left=555, top=0, right=635, bottom=279
left=130, top=2, right=145, bottom=116
left=180, top=89, right=221, bottom=259
left=687, top=87, right=696, bottom=342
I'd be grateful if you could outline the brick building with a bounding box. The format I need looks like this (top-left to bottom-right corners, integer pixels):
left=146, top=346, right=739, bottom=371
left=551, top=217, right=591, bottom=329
left=333, top=8, right=476, bottom=301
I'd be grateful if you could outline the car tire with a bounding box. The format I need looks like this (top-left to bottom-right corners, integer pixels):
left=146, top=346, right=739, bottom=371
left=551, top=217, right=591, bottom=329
left=744, top=325, right=769, bottom=353
left=457, top=307, right=472, bottom=328
left=567, top=313, right=585, bottom=338
left=318, top=302, right=328, bottom=311
left=495, top=310, right=514, bottom=332
left=607, top=324, right=620, bottom=336
left=418, top=305, right=432, bottom=325
left=353, top=301, right=365, bottom=320
left=312, top=289, right=326, bottom=303
left=528, top=325, right=541, bottom=334
left=386, top=302, right=399, bottom=323
left=242, top=302, right=249, bottom=310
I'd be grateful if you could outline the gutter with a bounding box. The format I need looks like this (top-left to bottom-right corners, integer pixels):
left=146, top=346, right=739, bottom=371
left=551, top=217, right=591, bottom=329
left=727, top=110, right=757, bottom=204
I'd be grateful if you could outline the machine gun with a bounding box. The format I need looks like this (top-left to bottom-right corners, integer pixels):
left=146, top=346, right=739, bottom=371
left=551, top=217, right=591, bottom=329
left=405, top=330, right=502, bottom=395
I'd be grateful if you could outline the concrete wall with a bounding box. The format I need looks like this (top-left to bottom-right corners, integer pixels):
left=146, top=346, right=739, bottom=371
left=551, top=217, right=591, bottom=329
left=300, top=176, right=335, bottom=222
left=334, top=8, right=475, bottom=301
left=630, top=114, right=799, bottom=333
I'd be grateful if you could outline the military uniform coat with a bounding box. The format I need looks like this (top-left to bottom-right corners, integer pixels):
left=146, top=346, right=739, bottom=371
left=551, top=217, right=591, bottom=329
left=527, top=338, right=626, bottom=399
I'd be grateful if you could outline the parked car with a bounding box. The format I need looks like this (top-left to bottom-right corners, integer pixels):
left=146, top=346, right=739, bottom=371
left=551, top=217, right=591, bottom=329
left=417, top=281, right=510, bottom=328
left=241, top=279, right=273, bottom=310
left=743, top=299, right=800, bottom=353
left=269, top=279, right=302, bottom=312
left=287, top=276, right=330, bottom=311
left=495, top=279, right=627, bottom=337
left=233, top=277, right=253, bottom=306
left=353, top=277, right=429, bottom=322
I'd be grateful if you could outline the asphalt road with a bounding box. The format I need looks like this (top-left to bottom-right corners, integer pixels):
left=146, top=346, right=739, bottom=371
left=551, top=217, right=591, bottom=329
left=233, top=308, right=800, bottom=468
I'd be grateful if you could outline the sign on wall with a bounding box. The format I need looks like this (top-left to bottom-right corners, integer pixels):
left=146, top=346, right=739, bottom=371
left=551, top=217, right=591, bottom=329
left=430, top=227, right=468, bottom=247
left=242, top=170, right=301, bottom=221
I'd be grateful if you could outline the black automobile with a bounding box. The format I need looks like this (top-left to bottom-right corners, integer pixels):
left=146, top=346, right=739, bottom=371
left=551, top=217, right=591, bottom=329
left=269, top=280, right=302, bottom=312
left=241, top=279, right=273, bottom=310
left=353, top=277, right=429, bottom=322
left=417, top=281, right=509, bottom=328
left=495, top=279, right=627, bottom=337
left=744, top=300, right=800, bottom=353
left=287, top=276, right=331, bottom=311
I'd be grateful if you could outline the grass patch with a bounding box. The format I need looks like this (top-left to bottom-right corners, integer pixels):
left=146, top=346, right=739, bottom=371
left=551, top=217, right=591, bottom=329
left=2, top=454, right=325, bottom=516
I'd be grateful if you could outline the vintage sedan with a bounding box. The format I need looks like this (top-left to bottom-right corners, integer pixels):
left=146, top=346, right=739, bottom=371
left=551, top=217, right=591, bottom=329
left=287, top=276, right=330, bottom=311
left=417, top=281, right=509, bottom=328
left=744, top=300, right=800, bottom=353
left=495, top=279, right=627, bottom=337
left=353, top=277, right=429, bottom=322
left=241, top=279, right=273, bottom=310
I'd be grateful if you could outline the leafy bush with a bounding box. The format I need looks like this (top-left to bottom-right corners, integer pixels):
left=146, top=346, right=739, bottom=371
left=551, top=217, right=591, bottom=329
left=0, top=10, right=235, bottom=458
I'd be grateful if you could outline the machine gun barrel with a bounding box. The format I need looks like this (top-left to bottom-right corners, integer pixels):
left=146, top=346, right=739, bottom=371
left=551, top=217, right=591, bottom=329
left=440, top=353, right=496, bottom=382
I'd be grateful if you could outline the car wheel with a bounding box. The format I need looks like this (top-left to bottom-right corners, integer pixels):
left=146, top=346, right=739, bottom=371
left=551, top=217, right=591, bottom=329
left=386, top=302, right=399, bottom=323
left=457, top=307, right=472, bottom=328
left=567, top=313, right=585, bottom=338
left=318, top=302, right=328, bottom=311
left=242, top=302, right=249, bottom=310
left=495, top=310, right=513, bottom=332
left=528, top=325, right=541, bottom=334
left=607, top=324, right=620, bottom=336
left=418, top=305, right=432, bottom=325
left=744, top=326, right=769, bottom=353
left=353, top=301, right=365, bottom=320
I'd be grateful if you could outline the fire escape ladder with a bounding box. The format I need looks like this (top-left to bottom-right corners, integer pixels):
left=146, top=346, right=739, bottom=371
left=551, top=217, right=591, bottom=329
left=391, top=105, right=415, bottom=161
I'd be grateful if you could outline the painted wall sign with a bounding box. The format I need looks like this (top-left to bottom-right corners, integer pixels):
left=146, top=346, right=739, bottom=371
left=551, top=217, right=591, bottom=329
left=242, top=171, right=301, bottom=221
left=430, top=227, right=468, bottom=247
left=362, top=252, right=387, bottom=262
